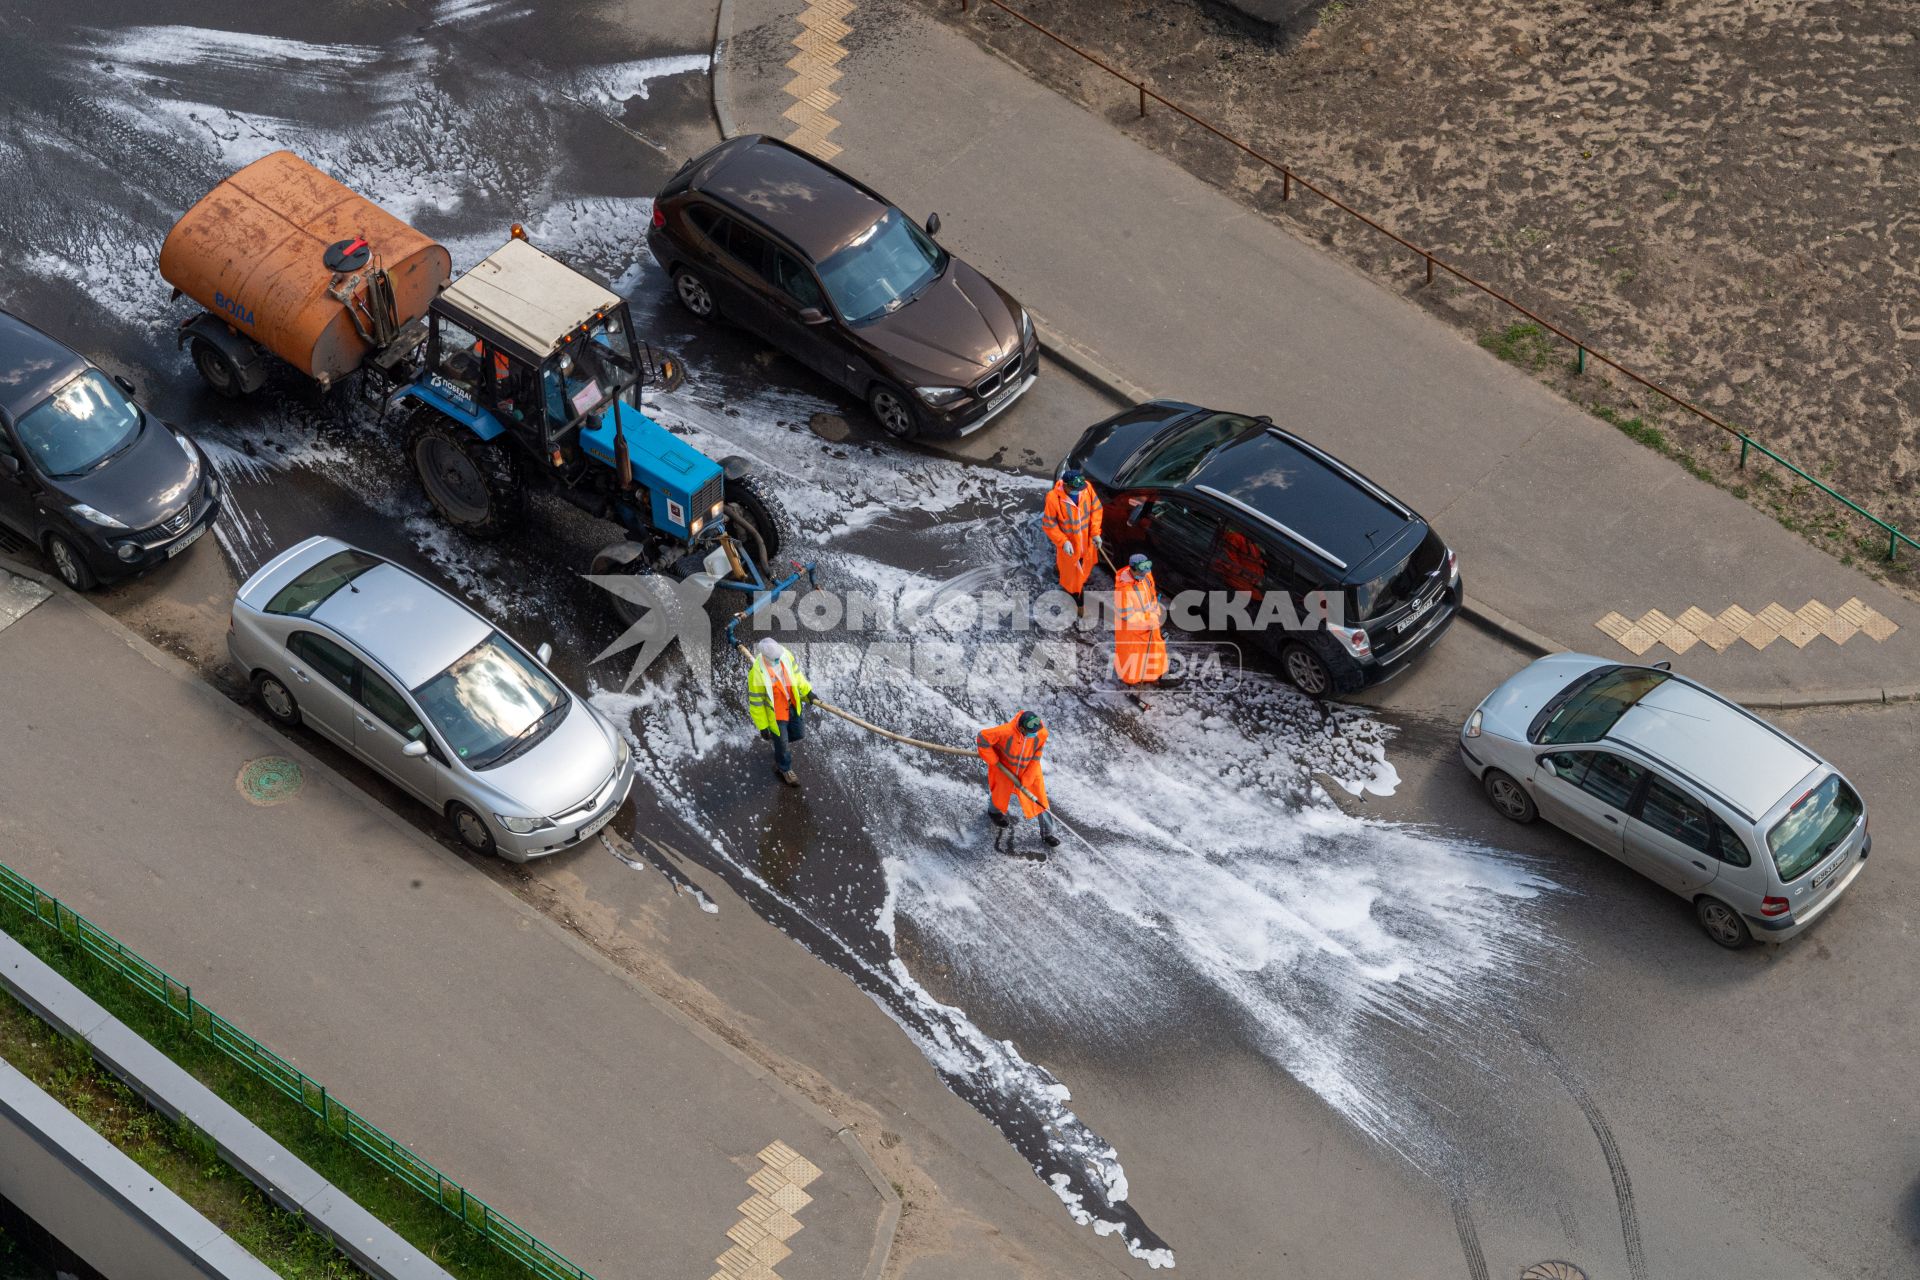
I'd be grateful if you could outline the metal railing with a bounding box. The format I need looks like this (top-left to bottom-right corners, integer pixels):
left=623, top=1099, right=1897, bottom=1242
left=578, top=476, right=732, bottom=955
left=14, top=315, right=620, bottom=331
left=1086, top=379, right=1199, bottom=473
left=0, top=860, right=596, bottom=1280
left=955, top=0, right=1918, bottom=562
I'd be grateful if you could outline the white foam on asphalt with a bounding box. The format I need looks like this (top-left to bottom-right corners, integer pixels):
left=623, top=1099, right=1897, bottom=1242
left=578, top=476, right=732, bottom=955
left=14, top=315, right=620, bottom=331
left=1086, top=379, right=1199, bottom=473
left=592, top=384, right=1559, bottom=1267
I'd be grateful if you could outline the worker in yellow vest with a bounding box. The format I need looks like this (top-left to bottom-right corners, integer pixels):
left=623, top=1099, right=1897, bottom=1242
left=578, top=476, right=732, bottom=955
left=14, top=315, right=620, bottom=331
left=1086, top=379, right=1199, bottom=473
left=747, top=637, right=814, bottom=786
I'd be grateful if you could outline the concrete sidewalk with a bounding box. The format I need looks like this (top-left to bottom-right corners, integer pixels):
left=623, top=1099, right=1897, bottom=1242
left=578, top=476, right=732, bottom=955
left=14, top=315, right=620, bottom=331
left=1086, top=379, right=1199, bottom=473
left=0, top=564, right=892, bottom=1280
left=720, top=0, right=1920, bottom=703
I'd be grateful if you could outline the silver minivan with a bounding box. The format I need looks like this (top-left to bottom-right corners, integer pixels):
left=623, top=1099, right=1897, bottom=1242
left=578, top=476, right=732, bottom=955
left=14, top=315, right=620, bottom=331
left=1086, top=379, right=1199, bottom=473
left=1459, top=654, right=1869, bottom=948
left=229, top=536, right=634, bottom=862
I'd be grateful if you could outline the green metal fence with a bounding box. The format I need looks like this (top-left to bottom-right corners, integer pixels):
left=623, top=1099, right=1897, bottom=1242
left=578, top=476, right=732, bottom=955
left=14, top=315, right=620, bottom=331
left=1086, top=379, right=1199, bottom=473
left=0, top=859, right=597, bottom=1280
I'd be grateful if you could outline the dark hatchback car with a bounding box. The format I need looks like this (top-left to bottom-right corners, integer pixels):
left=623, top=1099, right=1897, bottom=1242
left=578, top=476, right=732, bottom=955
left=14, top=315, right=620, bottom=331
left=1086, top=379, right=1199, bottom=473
left=1064, top=401, right=1461, bottom=696
left=648, top=135, right=1037, bottom=439
left=0, top=310, right=220, bottom=590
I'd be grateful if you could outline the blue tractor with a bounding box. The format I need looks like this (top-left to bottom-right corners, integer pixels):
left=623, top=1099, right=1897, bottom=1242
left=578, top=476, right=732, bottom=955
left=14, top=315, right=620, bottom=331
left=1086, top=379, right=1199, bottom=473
left=392, top=234, right=803, bottom=633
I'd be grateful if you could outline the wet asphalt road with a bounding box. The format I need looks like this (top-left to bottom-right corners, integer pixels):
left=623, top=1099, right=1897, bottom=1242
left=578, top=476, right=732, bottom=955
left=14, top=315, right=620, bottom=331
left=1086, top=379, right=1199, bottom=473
left=5, top=5, right=1920, bottom=1279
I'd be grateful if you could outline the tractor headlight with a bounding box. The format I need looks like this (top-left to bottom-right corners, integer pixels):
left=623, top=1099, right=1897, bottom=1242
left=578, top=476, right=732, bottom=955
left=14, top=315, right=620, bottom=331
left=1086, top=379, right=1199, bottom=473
left=495, top=813, right=555, bottom=836
left=709, top=501, right=723, bottom=517
left=70, top=503, right=128, bottom=529
left=689, top=516, right=704, bottom=535
left=915, top=385, right=966, bottom=407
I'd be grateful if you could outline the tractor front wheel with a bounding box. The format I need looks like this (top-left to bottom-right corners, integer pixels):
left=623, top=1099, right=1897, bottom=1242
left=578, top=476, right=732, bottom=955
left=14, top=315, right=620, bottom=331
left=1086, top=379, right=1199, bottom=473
left=722, top=472, right=794, bottom=579
left=409, top=412, right=526, bottom=539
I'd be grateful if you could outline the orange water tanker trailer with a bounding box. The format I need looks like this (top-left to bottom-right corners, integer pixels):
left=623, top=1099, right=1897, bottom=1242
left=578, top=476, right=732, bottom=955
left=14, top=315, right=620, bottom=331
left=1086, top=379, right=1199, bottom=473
left=160, top=150, right=450, bottom=396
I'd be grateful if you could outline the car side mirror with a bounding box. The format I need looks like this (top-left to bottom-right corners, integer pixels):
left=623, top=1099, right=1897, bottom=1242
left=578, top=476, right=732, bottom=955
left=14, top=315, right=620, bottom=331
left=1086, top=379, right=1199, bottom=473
left=925, top=212, right=942, bottom=237
left=1127, top=500, right=1148, bottom=527
left=112, top=373, right=136, bottom=396
left=1536, top=754, right=1558, bottom=773
left=402, top=740, right=430, bottom=758
left=535, top=642, right=553, bottom=665
left=0, top=454, right=17, bottom=477
left=796, top=307, right=829, bottom=326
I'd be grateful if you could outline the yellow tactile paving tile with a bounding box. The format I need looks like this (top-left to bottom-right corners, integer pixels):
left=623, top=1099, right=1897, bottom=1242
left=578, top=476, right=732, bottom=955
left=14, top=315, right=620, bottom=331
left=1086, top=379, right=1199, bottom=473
left=716, top=1141, right=821, bottom=1279
left=1593, top=599, right=1900, bottom=657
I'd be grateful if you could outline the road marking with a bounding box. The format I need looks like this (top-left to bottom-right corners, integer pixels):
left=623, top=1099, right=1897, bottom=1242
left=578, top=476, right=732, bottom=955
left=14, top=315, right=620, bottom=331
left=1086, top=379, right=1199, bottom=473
left=0, top=570, right=49, bottom=634
left=708, top=1141, right=822, bottom=1280
left=782, top=0, right=852, bottom=160
left=1594, top=597, right=1898, bottom=656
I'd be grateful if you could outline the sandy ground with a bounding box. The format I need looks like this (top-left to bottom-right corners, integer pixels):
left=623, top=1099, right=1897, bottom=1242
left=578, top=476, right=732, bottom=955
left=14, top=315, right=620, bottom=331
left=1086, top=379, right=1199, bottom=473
left=934, top=0, right=1920, bottom=590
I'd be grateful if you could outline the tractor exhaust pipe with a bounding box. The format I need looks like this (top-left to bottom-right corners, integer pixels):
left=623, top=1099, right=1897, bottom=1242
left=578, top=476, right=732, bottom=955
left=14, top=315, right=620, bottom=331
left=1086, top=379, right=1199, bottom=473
left=613, top=423, right=634, bottom=490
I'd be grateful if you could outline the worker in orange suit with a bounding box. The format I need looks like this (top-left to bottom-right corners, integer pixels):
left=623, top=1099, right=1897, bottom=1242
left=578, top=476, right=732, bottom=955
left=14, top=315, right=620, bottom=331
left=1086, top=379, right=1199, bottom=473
left=1113, top=553, right=1169, bottom=687
left=1043, top=468, right=1103, bottom=613
left=975, top=711, right=1058, bottom=848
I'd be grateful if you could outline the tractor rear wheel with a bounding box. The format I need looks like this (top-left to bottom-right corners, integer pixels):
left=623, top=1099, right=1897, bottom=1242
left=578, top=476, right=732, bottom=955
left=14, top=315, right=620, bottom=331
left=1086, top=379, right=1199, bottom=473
left=722, top=472, right=794, bottom=579
left=409, top=411, right=526, bottom=539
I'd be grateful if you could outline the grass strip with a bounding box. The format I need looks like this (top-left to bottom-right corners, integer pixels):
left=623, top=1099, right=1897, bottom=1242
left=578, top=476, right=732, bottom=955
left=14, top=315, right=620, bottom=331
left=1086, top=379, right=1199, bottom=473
left=0, top=987, right=359, bottom=1278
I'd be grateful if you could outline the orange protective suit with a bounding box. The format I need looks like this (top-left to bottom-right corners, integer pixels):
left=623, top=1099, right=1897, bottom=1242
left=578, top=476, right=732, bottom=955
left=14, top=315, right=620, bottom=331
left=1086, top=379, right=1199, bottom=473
left=975, top=715, right=1050, bottom=818
left=1042, top=481, right=1102, bottom=595
left=1113, top=566, right=1169, bottom=685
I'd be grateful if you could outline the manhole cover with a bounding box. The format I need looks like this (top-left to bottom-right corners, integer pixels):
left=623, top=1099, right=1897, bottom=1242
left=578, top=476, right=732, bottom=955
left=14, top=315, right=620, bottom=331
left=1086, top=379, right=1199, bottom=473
left=1521, top=1265, right=1588, bottom=1280
left=236, top=756, right=303, bottom=806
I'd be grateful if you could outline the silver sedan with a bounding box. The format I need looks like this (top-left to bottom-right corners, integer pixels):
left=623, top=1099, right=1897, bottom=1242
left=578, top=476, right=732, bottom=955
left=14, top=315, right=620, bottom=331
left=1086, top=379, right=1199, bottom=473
left=228, top=536, right=634, bottom=861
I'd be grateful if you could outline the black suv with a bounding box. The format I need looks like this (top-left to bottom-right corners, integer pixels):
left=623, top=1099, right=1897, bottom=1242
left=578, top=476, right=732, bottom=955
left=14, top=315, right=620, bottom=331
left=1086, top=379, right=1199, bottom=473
left=648, top=136, right=1037, bottom=440
left=0, top=310, right=220, bottom=590
left=1063, top=401, right=1460, bottom=696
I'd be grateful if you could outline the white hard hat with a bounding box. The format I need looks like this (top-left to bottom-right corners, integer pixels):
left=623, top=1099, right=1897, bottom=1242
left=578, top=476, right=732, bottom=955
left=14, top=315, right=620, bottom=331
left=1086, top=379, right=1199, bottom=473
left=756, top=637, right=784, bottom=662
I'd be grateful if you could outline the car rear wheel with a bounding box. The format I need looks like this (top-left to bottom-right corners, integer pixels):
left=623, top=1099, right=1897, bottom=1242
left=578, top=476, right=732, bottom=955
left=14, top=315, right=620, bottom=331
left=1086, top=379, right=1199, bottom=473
left=1482, top=769, right=1537, bottom=823
left=251, top=671, right=301, bottom=728
left=44, top=534, right=96, bottom=591
left=409, top=411, right=526, bottom=539
left=190, top=336, right=245, bottom=399
left=1695, top=896, right=1752, bottom=949
left=1280, top=642, right=1333, bottom=698
left=448, top=803, right=497, bottom=856
left=673, top=268, right=717, bottom=321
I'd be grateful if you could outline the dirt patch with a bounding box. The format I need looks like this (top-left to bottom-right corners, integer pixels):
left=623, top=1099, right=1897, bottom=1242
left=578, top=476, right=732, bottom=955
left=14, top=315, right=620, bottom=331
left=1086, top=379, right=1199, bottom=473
left=932, top=0, right=1920, bottom=587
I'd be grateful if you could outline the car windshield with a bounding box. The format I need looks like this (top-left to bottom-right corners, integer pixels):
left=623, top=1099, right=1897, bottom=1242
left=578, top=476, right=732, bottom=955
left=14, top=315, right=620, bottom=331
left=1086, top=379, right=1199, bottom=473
left=817, top=210, right=946, bottom=325
left=1531, top=665, right=1670, bottom=744
left=1353, top=529, right=1447, bottom=621
left=412, top=631, right=568, bottom=770
left=542, top=314, right=638, bottom=428
left=1124, top=413, right=1257, bottom=486
left=265, top=548, right=381, bottom=617
left=14, top=370, right=142, bottom=477
left=1767, top=774, right=1862, bottom=881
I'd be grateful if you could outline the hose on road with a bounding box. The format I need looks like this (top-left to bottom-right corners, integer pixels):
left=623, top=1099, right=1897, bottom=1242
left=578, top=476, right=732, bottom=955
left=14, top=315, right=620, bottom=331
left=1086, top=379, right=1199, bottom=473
left=733, top=641, right=1099, bottom=856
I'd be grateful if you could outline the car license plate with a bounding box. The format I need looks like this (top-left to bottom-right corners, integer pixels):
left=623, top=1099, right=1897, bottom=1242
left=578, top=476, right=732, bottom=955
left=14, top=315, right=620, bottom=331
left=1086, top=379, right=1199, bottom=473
left=166, top=523, right=207, bottom=558
left=1811, top=856, right=1845, bottom=893
left=577, top=810, right=615, bottom=843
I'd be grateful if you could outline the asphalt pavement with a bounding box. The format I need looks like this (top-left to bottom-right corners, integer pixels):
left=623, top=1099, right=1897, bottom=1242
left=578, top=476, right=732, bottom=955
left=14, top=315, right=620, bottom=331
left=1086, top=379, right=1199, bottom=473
left=0, top=560, right=892, bottom=1280
left=2, top=2, right=1917, bottom=1279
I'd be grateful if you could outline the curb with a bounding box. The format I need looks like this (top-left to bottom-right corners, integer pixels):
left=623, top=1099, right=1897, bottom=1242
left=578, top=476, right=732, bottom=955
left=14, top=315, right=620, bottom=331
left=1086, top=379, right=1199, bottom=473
left=1458, top=596, right=1562, bottom=659
left=711, top=0, right=739, bottom=139
left=1032, top=314, right=1154, bottom=407
left=0, top=552, right=904, bottom=1280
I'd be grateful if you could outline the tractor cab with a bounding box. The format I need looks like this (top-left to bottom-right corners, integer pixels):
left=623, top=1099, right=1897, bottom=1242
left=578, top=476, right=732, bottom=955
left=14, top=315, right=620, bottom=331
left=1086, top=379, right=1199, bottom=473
left=424, top=236, right=645, bottom=459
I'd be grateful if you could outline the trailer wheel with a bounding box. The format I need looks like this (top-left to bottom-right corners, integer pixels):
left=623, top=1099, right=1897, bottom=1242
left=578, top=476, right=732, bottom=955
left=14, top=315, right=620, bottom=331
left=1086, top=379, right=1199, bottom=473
left=723, top=472, right=793, bottom=577
left=409, top=412, right=526, bottom=539
left=190, top=336, right=245, bottom=399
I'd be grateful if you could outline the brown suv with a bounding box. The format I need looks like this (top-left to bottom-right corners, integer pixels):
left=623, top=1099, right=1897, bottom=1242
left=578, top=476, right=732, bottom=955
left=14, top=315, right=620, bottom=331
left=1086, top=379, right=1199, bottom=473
left=647, top=136, right=1037, bottom=439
